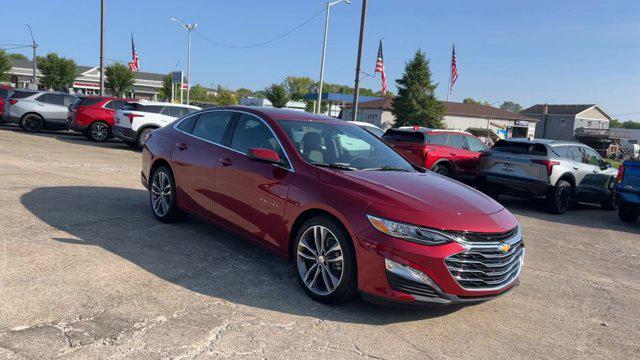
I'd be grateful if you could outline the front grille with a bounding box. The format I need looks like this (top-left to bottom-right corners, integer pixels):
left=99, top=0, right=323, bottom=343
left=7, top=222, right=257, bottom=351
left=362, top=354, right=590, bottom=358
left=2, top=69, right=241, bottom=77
left=445, top=240, right=524, bottom=290
left=452, top=227, right=518, bottom=243
left=386, top=272, right=438, bottom=298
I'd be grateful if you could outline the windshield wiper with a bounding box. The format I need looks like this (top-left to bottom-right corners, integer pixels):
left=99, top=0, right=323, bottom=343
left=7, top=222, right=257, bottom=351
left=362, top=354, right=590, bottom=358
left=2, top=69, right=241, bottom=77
left=364, top=166, right=413, bottom=172
left=313, top=162, right=357, bottom=171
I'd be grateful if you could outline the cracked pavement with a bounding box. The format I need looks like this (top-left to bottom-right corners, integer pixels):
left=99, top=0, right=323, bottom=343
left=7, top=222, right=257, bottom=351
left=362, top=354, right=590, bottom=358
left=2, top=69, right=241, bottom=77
left=0, top=125, right=639, bottom=359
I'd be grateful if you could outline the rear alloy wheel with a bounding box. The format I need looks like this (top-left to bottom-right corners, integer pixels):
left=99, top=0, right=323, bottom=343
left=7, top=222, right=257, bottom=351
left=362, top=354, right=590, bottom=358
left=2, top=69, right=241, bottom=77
left=137, top=128, right=155, bottom=149
left=546, top=180, right=572, bottom=214
left=88, top=121, right=111, bottom=142
left=150, top=166, right=186, bottom=223
left=433, top=164, right=451, bottom=177
left=21, top=114, right=44, bottom=133
left=618, top=201, right=640, bottom=223
left=294, top=217, right=357, bottom=304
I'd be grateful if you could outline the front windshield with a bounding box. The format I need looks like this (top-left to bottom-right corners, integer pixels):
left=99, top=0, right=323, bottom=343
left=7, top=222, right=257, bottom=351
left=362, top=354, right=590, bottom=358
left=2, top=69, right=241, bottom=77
left=277, top=119, right=415, bottom=171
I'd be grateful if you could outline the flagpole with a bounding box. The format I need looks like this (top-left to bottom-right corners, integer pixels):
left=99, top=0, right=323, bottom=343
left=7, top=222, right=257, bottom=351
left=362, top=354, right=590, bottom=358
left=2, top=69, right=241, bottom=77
left=446, top=45, right=452, bottom=102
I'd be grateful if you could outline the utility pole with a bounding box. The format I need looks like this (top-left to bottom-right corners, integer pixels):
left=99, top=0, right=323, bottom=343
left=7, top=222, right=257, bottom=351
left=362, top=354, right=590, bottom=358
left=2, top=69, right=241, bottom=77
left=25, top=25, right=37, bottom=88
left=99, top=0, right=105, bottom=96
left=169, top=18, right=196, bottom=105
left=351, top=0, right=367, bottom=122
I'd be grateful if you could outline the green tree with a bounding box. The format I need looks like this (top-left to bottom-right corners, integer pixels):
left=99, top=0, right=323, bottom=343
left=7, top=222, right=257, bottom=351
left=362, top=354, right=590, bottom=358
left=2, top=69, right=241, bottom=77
left=0, top=50, right=11, bottom=82
left=37, top=53, right=77, bottom=91
left=284, top=76, right=314, bottom=101
left=236, top=87, right=253, bottom=99
left=189, top=84, right=210, bottom=102
left=500, top=101, right=523, bottom=113
left=213, top=86, right=238, bottom=105
left=8, top=53, right=28, bottom=61
left=462, top=97, right=483, bottom=105
left=264, top=84, right=289, bottom=108
left=157, top=74, right=173, bottom=102
left=391, top=49, right=445, bottom=128
left=104, top=63, right=134, bottom=97
left=622, top=121, right=640, bottom=129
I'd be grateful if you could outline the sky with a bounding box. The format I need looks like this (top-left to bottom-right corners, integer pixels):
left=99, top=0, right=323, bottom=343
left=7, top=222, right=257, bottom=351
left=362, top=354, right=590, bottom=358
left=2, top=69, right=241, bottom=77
left=2, top=0, right=639, bottom=119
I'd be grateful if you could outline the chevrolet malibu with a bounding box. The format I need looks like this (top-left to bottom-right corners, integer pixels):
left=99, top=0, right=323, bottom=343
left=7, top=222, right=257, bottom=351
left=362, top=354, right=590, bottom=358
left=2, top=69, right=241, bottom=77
left=141, top=106, right=524, bottom=305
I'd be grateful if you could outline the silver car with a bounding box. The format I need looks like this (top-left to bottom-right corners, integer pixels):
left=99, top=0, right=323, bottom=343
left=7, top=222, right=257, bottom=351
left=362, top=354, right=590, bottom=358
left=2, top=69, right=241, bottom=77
left=2, top=90, right=77, bottom=133
left=478, top=138, right=618, bottom=214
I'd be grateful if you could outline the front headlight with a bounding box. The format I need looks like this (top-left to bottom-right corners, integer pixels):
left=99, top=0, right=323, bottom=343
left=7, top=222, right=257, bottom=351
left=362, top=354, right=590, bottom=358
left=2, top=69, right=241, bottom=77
left=366, top=214, right=457, bottom=245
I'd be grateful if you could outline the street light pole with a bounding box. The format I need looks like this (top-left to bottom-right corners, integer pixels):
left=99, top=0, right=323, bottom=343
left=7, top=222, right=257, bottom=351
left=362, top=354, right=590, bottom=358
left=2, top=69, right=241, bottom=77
left=25, top=24, right=37, bottom=88
left=99, top=0, right=105, bottom=96
left=170, top=18, right=197, bottom=105
left=351, top=0, right=367, bottom=122
left=317, top=0, right=350, bottom=114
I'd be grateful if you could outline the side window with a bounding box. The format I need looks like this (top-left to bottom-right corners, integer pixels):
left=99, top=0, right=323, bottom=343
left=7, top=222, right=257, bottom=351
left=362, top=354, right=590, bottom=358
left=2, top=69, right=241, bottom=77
left=179, top=107, right=192, bottom=117
left=64, top=96, right=77, bottom=106
left=142, top=105, right=165, bottom=114
left=36, top=93, right=50, bottom=103
left=176, top=115, right=198, bottom=133
left=427, top=133, right=450, bottom=145
left=552, top=146, right=570, bottom=160
left=191, top=111, right=233, bottom=144
left=450, top=135, right=467, bottom=150
left=580, top=147, right=602, bottom=166
left=165, top=106, right=183, bottom=118
left=466, top=136, right=486, bottom=152
left=230, top=114, right=284, bottom=158
left=46, top=94, right=67, bottom=106
left=105, top=100, right=127, bottom=110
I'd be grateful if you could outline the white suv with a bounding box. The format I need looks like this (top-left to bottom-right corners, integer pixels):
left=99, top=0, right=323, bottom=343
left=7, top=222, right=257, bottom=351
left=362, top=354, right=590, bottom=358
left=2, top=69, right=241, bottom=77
left=113, top=101, right=201, bottom=148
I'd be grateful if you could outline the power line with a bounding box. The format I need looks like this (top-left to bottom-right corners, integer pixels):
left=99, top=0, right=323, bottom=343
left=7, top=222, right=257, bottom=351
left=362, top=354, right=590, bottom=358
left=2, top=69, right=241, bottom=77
left=613, top=112, right=640, bottom=117
left=194, top=7, right=325, bottom=49
left=0, top=45, right=32, bottom=51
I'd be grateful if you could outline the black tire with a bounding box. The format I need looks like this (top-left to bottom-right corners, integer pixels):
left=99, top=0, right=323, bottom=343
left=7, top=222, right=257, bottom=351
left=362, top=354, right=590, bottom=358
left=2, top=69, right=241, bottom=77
left=137, top=127, right=155, bottom=149
left=149, top=166, right=186, bottom=223
left=87, top=121, right=111, bottom=142
left=293, top=216, right=358, bottom=304
left=618, top=202, right=640, bottom=223
left=546, top=180, right=572, bottom=214
left=433, top=164, right=451, bottom=177
left=20, top=114, right=44, bottom=133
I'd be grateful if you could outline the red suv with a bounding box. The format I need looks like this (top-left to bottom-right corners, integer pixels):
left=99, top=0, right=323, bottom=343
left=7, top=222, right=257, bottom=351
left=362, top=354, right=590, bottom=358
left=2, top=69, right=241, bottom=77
left=68, top=96, right=133, bottom=142
left=141, top=107, right=523, bottom=306
left=382, top=127, right=487, bottom=180
left=0, top=85, right=14, bottom=120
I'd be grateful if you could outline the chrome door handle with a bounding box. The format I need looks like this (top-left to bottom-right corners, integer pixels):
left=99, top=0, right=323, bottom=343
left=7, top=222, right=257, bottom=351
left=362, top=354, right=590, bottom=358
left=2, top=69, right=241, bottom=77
left=218, top=158, right=233, bottom=166
left=176, top=142, right=188, bottom=151
left=573, top=167, right=579, bottom=170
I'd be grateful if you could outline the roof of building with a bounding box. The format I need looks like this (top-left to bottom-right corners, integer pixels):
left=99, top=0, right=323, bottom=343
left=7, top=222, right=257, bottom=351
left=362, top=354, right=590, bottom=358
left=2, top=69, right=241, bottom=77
left=303, top=92, right=382, bottom=103
left=10, top=58, right=165, bottom=81
left=343, top=98, right=535, bottom=122
left=520, top=104, right=596, bottom=116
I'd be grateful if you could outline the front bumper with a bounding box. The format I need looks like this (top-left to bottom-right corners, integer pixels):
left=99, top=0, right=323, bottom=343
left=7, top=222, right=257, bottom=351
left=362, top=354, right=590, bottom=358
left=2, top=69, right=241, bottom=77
left=112, top=125, right=137, bottom=142
left=354, top=226, right=524, bottom=306
left=478, top=172, right=551, bottom=198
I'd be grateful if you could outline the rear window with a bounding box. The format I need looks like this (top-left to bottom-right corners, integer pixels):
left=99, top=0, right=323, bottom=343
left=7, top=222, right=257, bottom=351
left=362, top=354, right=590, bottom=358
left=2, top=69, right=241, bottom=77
left=0, top=88, right=10, bottom=99
left=426, top=133, right=450, bottom=145
left=382, top=129, right=425, bottom=143
left=9, top=90, right=38, bottom=99
left=75, top=97, right=103, bottom=107
left=492, top=140, right=548, bottom=156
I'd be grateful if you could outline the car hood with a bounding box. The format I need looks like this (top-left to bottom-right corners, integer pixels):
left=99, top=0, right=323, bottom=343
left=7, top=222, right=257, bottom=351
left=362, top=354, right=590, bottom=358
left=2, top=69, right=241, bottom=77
left=318, top=169, right=503, bottom=215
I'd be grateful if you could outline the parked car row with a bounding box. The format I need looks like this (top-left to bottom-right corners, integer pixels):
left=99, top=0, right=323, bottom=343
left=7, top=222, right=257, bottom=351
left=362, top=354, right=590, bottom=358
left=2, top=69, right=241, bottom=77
left=0, top=89, right=201, bottom=148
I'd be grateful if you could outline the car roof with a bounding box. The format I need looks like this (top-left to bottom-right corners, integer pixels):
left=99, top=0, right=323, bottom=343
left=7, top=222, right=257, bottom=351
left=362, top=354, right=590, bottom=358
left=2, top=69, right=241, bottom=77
left=499, top=138, right=584, bottom=147
left=210, top=106, right=353, bottom=125
left=347, top=121, right=381, bottom=129
left=395, top=126, right=472, bottom=135
left=131, top=100, right=200, bottom=109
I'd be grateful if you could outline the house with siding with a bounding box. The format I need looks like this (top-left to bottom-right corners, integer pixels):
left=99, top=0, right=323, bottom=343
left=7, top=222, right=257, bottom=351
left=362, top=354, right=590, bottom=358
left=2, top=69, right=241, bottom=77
left=521, top=104, right=612, bottom=140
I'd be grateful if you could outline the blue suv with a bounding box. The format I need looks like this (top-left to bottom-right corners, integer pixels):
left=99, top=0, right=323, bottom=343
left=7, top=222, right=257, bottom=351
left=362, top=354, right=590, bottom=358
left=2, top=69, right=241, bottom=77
left=617, top=161, right=640, bottom=223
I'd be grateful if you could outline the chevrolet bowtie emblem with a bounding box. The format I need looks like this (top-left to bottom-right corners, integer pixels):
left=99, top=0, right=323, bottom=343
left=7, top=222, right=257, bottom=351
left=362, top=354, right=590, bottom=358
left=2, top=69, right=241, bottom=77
left=498, top=243, right=511, bottom=252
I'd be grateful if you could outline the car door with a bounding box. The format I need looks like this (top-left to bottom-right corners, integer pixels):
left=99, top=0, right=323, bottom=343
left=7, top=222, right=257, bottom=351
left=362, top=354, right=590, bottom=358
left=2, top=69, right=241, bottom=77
left=463, top=135, right=487, bottom=174
left=212, top=112, right=294, bottom=248
left=103, top=99, right=127, bottom=124
left=449, top=134, right=476, bottom=174
left=574, top=146, right=612, bottom=201
left=171, top=111, right=235, bottom=217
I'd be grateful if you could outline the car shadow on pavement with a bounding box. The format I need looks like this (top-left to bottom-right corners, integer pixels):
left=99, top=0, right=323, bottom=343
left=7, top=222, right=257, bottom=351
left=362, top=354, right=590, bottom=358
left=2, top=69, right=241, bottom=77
left=20, top=186, right=464, bottom=325
left=499, top=195, right=640, bottom=235
left=0, top=124, right=136, bottom=151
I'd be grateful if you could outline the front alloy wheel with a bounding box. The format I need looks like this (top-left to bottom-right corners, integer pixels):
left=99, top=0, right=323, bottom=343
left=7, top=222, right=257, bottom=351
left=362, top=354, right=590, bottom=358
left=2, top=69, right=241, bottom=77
left=294, top=217, right=357, bottom=304
left=150, top=166, right=185, bottom=223
left=89, top=122, right=110, bottom=142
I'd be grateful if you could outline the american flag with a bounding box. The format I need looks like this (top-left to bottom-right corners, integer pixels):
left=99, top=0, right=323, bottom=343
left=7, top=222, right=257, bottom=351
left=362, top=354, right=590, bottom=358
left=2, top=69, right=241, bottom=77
left=374, top=39, right=387, bottom=95
left=449, top=45, right=458, bottom=95
left=128, top=35, right=139, bottom=72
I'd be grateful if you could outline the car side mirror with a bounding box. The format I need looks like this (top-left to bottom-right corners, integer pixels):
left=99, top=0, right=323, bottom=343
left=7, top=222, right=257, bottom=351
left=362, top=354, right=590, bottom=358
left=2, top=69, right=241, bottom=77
left=247, top=148, right=282, bottom=164
left=601, top=161, right=612, bottom=170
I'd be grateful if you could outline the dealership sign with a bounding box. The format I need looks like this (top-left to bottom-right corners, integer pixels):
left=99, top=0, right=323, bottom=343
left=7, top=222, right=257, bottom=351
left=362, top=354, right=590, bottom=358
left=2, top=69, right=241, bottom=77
left=73, top=81, right=100, bottom=89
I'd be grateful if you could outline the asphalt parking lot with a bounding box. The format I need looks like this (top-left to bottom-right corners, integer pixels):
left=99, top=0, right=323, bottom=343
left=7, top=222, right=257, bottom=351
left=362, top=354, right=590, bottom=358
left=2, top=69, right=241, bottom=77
left=0, top=125, right=638, bottom=360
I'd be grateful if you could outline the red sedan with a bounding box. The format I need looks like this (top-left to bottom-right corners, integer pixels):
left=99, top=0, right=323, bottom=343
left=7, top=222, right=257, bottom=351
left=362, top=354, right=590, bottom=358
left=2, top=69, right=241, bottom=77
left=67, top=96, right=133, bottom=142
left=141, top=107, right=524, bottom=305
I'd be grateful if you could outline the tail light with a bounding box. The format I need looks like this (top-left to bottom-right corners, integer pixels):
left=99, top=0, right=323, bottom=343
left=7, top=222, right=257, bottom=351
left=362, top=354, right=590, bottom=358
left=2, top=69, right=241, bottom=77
left=9, top=99, right=18, bottom=105
left=616, top=165, right=625, bottom=184
left=124, top=112, right=144, bottom=124
left=530, top=159, right=560, bottom=176
left=76, top=106, right=86, bottom=113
